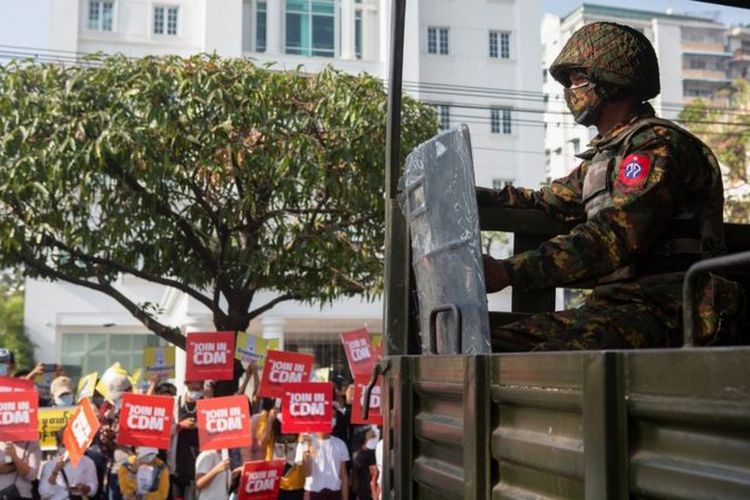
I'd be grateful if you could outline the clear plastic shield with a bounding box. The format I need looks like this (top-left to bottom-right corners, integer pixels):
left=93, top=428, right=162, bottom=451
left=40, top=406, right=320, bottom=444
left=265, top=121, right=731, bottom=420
left=400, top=125, right=491, bottom=354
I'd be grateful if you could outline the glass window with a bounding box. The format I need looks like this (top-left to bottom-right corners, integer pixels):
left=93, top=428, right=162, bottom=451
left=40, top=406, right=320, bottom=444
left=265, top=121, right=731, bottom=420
left=427, top=27, right=438, bottom=54
left=491, top=108, right=512, bottom=134
left=154, top=6, right=164, bottom=34
left=490, top=31, right=510, bottom=59
left=154, top=5, right=178, bottom=35
left=436, top=104, right=450, bottom=131
left=285, top=0, right=335, bottom=57
left=428, top=27, right=449, bottom=55
left=355, top=10, right=362, bottom=59
left=61, top=333, right=163, bottom=379
left=87, top=1, right=114, bottom=31
left=257, top=1, right=267, bottom=52
left=492, top=178, right=514, bottom=189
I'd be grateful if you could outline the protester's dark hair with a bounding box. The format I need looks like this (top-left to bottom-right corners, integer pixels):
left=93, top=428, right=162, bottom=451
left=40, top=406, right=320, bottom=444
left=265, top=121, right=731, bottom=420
left=212, top=360, right=244, bottom=397
left=155, top=382, right=177, bottom=396
left=261, top=398, right=276, bottom=411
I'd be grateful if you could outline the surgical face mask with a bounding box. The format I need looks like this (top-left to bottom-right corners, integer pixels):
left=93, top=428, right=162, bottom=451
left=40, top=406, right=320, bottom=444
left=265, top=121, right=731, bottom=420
left=55, top=394, right=74, bottom=407
left=563, top=80, right=605, bottom=127
left=365, top=438, right=378, bottom=450
left=187, top=390, right=203, bottom=401
left=0, top=364, right=8, bottom=376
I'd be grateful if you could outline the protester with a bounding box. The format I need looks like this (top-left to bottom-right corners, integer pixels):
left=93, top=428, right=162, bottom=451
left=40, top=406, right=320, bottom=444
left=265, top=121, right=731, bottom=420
left=117, top=447, right=169, bottom=500
left=0, top=440, right=42, bottom=500
left=194, top=451, right=240, bottom=500
left=0, top=349, right=16, bottom=376
left=39, top=432, right=98, bottom=500
left=50, top=376, right=75, bottom=407
left=350, top=428, right=378, bottom=500
left=277, top=433, right=305, bottom=500
left=168, top=381, right=202, bottom=500
left=241, top=398, right=278, bottom=463
left=297, top=432, right=350, bottom=500
left=331, top=376, right=353, bottom=450
left=373, top=439, right=383, bottom=500
left=96, top=372, right=135, bottom=500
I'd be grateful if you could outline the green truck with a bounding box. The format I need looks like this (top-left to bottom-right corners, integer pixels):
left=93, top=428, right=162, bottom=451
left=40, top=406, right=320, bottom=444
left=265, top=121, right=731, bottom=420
left=372, top=1, right=750, bottom=498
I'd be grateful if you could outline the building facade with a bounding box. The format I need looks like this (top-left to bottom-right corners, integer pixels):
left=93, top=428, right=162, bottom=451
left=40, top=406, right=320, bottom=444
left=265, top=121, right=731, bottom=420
left=4, top=0, right=544, bottom=378
left=542, top=3, right=733, bottom=181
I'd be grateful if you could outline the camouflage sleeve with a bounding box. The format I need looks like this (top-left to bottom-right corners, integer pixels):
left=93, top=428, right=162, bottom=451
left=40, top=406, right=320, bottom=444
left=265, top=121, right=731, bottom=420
left=504, top=137, right=685, bottom=290
left=476, top=164, right=587, bottom=222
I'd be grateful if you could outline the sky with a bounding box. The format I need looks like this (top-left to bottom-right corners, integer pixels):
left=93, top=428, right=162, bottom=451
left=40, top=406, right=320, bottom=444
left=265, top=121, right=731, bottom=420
left=542, top=0, right=750, bottom=26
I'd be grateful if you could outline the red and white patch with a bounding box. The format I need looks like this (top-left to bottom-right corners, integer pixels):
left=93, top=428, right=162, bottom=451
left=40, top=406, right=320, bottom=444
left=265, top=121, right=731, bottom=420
left=617, top=153, right=651, bottom=188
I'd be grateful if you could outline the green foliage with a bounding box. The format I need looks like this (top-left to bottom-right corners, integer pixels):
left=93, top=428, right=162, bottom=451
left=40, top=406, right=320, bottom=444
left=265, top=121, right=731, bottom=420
left=0, top=291, right=33, bottom=371
left=679, top=79, right=750, bottom=223
left=0, top=54, right=438, bottom=344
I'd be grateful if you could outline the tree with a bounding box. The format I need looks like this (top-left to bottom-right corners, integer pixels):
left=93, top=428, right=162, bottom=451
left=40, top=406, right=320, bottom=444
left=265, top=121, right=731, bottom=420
left=0, top=269, right=33, bottom=370
left=0, top=54, right=438, bottom=349
left=679, top=78, right=750, bottom=222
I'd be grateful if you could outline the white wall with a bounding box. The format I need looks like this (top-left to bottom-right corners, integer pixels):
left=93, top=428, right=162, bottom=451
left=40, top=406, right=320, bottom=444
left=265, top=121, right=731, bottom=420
left=652, top=19, right=684, bottom=121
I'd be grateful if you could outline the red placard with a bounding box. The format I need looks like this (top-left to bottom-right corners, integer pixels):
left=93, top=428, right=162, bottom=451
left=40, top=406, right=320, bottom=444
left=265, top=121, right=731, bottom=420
left=0, top=376, right=35, bottom=393
left=238, top=460, right=285, bottom=500
left=0, top=391, right=39, bottom=442
left=281, top=382, right=333, bottom=434
left=62, top=398, right=101, bottom=466
left=258, top=350, right=314, bottom=399
left=186, top=331, right=236, bottom=381
left=340, top=328, right=375, bottom=377
left=196, top=395, right=252, bottom=451
left=117, top=393, right=174, bottom=450
left=351, top=375, right=383, bottom=425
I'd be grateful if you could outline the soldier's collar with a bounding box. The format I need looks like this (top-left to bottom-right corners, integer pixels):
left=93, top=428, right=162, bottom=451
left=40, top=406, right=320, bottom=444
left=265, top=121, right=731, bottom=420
left=587, top=103, right=656, bottom=152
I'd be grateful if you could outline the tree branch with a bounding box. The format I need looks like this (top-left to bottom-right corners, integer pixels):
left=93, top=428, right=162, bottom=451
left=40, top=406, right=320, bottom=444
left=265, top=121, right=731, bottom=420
left=247, top=294, right=299, bottom=320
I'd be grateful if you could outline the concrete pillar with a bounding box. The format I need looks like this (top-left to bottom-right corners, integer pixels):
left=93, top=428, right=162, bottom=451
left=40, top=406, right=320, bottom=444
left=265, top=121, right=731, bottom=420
left=262, top=316, right=285, bottom=350
left=266, top=0, right=283, bottom=54
left=341, top=0, right=356, bottom=59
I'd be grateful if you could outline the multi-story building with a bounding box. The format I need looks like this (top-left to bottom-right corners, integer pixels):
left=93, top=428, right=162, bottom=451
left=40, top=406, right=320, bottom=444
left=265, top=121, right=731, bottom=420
left=542, top=3, right=732, bottom=181
left=1, top=0, right=544, bottom=378
left=727, top=26, right=750, bottom=79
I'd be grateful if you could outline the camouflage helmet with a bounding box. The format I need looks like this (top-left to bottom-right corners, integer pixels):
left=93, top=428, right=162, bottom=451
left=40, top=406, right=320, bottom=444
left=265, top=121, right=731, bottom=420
left=550, top=21, right=660, bottom=100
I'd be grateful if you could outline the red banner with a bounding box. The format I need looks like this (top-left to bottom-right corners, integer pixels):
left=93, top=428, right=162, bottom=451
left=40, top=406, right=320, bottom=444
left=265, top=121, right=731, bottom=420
left=351, top=375, right=383, bottom=425
left=238, top=460, right=285, bottom=500
left=0, top=391, right=39, bottom=442
left=340, top=328, right=375, bottom=377
left=258, top=350, right=314, bottom=399
left=196, top=395, right=252, bottom=451
left=117, top=393, right=174, bottom=450
left=0, top=376, right=35, bottom=393
left=62, top=398, right=101, bottom=466
left=281, top=382, right=333, bottom=434
left=186, top=331, right=236, bottom=381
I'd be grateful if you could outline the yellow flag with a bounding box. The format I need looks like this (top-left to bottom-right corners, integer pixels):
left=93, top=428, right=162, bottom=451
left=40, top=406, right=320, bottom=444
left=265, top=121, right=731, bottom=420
left=38, top=406, right=78, bottom=451
left=129, top=367, right=142, bottom=387
left=76, top=372, right=98, bottom=403
left=143, top=346, right=176, bottom=379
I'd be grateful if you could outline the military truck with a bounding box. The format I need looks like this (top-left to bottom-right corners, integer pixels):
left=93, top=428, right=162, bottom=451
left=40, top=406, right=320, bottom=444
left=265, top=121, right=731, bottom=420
left=369, top=0, right=750, bottom=498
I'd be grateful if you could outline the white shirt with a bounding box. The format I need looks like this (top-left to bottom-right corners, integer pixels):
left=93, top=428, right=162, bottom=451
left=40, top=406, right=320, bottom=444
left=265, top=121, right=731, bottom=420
left=375, top=439, right=383, bottom=492
left=195, top=450, right=229, bottom=500
left=38, top=455, right=98, bottom=500
left=295, top=435, right=349, bottom=492
left=0, top=441, right=41, bottom=499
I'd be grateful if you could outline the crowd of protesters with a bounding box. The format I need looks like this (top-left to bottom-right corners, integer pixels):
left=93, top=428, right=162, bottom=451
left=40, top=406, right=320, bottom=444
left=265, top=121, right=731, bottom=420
left=0, top=348, right=382, bottom=500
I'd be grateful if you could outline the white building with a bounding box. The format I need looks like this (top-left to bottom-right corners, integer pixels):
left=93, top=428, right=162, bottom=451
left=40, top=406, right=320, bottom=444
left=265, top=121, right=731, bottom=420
left=542, top=3, right=731, bottom=181
left=3, top=0, right=544, bottom=378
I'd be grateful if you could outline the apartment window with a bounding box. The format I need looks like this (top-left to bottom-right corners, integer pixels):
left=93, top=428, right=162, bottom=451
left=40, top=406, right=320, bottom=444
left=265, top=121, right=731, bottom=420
left=154, top=6, right=179, bottom=35
left=491, top=108, right=512, bottom=134
left=428, top=27, right=449, bottom=55
left=489, top=31, right=510, bottom=59
left=436, top=105, right=450, bottom=131
left=257, top=1, right=267, bottom=52
left=355, top=10, right=363, bottom=59
left=570, top=138, right=580, bottom=155
left=492, top=178, right=514, bottom=189
left=542, top=68, right=548, bottom=83
left=87, top=1, right=114, bottom=31
left=286, top=0, right=335, bottom=57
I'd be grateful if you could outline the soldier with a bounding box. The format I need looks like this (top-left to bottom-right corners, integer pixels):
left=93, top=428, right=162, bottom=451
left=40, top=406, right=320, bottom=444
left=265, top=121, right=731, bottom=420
left=480, top=21, right=727, bottom=350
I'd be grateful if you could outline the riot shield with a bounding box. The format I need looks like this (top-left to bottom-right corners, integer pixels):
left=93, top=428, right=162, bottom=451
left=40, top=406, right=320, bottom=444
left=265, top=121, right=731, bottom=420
left=400, top=125, right=491, bottom=354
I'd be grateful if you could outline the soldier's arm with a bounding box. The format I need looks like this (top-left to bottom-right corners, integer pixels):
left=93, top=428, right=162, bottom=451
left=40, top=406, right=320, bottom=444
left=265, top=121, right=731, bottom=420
left=501, top=138, right=684, bottom=290
left=476, top=163, right=587, bottom=222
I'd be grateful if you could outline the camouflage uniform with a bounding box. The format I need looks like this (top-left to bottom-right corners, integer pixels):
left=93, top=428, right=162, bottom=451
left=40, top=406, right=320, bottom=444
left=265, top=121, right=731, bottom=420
left=480, top=22, right=725, bottom=351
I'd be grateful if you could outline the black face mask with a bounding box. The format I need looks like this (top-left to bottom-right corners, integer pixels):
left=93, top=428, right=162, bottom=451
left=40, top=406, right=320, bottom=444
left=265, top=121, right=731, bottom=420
left=563, top=81, right=606, bottom=127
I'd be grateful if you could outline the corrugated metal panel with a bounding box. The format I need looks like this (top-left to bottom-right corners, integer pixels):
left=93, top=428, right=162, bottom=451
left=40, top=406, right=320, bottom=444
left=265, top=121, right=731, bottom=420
left=490, top=353, right=586, bottom=499
left=626, top=348, right=750, bottom=499
left=412, top=356, right=466, bottom=499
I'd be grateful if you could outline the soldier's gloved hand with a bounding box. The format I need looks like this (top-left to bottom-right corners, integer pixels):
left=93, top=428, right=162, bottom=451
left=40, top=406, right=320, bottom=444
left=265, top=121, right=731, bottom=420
left=483, top=255, right=511, bottom=293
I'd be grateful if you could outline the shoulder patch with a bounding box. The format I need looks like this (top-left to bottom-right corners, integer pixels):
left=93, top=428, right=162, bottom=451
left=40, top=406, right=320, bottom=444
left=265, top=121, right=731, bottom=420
left=617, top=153, right=651, bottom=188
